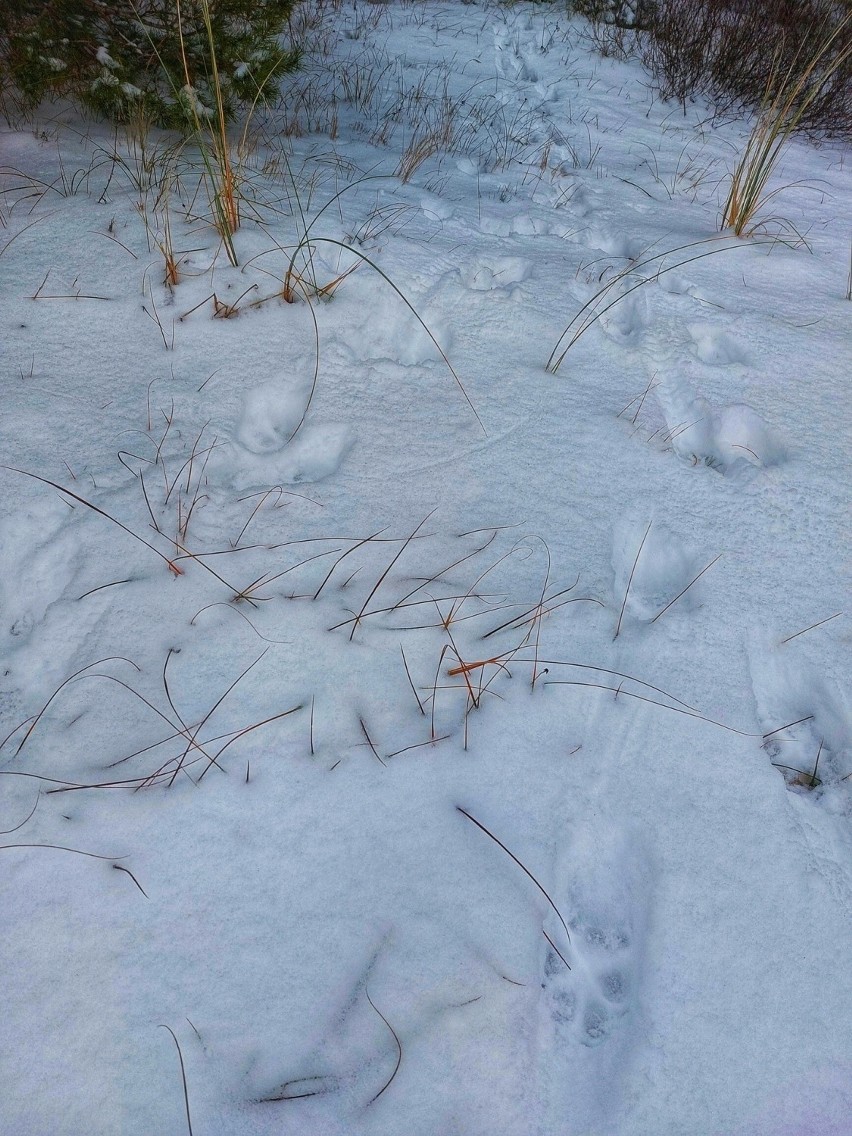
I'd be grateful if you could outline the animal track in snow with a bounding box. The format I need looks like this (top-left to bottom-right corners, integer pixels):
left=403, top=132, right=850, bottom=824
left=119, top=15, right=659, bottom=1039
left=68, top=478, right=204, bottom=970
left=234, top=380, right=311, bottom=455
left=493, top=23, right=542, bottom=85
left=610, top=518, right=711, bottom=628
left=657, top=271, right=718, bottom=308
left=654, top=373, right=785, bottom=478
left=749, top=637, right=851, bottom=793
left=460, top=255, right=531, bottom=294
left=477, top=211, right=553, bottom=238
left=540, top=170, right=592, bottom=218
left=687, top=323, right=750, bottom=366
left=211, top=380, right=354, bottom=488
left=597, top=281, right=649, bottom=345
left=0, top=500, right=83, bottom=652
left=585, top=229, right=647, bottom=262
left=543, top=825, right=648, bottom=1048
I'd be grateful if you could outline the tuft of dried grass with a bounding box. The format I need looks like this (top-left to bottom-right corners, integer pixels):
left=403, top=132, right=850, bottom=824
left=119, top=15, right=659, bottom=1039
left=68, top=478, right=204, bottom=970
left=721, top=14, right=852, bottom=237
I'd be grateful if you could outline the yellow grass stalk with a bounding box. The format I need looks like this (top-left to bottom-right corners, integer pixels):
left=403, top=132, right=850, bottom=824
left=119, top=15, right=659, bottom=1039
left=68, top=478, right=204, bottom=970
left=722, top=13, right=852, bottom=237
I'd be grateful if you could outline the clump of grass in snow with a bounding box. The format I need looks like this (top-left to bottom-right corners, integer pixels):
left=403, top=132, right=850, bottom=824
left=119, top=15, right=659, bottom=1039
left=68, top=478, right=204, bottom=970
left=138, top=0, right=291, bottom=266
left=721, top=14, right=852, bottom=238
left=173, top=0, right=240, bottom=264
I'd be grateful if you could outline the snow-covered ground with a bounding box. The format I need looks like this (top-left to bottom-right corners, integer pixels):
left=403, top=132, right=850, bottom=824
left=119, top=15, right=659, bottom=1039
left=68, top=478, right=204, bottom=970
left=1, top=3, right=851, bottom=1133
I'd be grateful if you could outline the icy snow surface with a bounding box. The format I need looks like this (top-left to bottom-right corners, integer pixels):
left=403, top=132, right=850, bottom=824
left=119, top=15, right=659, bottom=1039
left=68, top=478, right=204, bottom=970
left=1, top=3, right=851, bottom=1134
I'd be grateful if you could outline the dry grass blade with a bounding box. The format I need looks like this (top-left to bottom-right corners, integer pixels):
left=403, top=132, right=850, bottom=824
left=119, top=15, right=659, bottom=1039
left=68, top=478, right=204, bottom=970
left=543, top=928, right=571, bottom=971
left=0, top=794, right=39, bottom=835
left=433, top=541, right=519, bottom=631
left=529, top=538, right=551, bottom=691
left=762, top=714, right=815, bottom=740
left=385, top=735, right=451, bottom=760
left=481, top=578, right=579, bottom=640
left=113, top=863, right=150, bottom=897
left=195, top=706, right=303, bottom=780
left=4, top=466, right=185, bottom=575
left=0, top=212, right=54, bottom=260
left=159, top=1025, right=194, bottom=1136
left=258, top=1075, right=337, bottom=1102
left=232, top=485, right=285, bottom=548
left=447, top=654, right=512, bottom=678
left=175, top=0, right=239, bottom=264
left=365, top=988, right=403, bottom=1107
left=78, top=671, right=221, bottom=786
left=400, top=646, right=425, bottom=716
left=6, top=656, right=140, bottom=757
left=0, top=842, right=125, bottom=860
left=348, top=512, right=436, bottom=641
left=780, top=611, right=843, bottom=645
left=810, top=738, right=824, bottom=789
left=395, top=128, right=444, bottom=183
left=615, top=522, right=652, bottom=640
left=649, top=553, right=722, bottom=624
left=313, top=528, right=387, bottom=600
left=430, top=645, right=449, bottom=740
left=167, top=649, right=269, bottom=785
left=189, top=602, right=290, bottom=644
left=77, top=578, right=134, bottom=601
left=397, top=531, right=499, bottom=609
left=359, top=717, right=386, bottom=767
left=543, top=678, right=775, bottom=737
left=517, top=659, right=698, bottom=712
left=456, top=806, right=571, bottom=946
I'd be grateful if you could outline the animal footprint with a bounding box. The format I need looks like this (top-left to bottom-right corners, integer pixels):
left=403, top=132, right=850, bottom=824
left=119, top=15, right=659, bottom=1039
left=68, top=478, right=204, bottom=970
left=494, top=25, right=541, bottom=83
left=610, top=518, right=711, bottom=628
left=748, top=636, right=851, bottom=793
left=235, top=380, right=311, bottom=454
left=461, top=255, right=531, bottom=293
left=211, top=380, right=354, bottom=488
left=543, top=826, right=648, bottom=1048
left=586, top=229, right=647, bottom=261
left=597, top=281, right=648, bottom=345
left=654, top=374, right=785, bottom=477
left=688, top=323, right=750, bottom=366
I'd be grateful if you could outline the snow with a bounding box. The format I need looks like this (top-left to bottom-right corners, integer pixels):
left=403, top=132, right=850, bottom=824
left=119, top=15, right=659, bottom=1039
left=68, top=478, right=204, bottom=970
left=1, top=2, right=851, bottom=1134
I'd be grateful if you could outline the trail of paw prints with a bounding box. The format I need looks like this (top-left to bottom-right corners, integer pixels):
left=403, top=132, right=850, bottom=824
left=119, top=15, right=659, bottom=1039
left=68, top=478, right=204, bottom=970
left=585, top=229, right=647, bottom=261
left=473, top=180, right=564, bottom=236
left=493, top=15, right=543, bottom=86
left=575, top=230, right=755, bottom=362
left=536, top=167, right=594, bottom=220
left=565, top=229, right=654, bottom=349
left=542, top=824, right=649, bottom=1050
left=657, top=270, right=719, bottom=307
